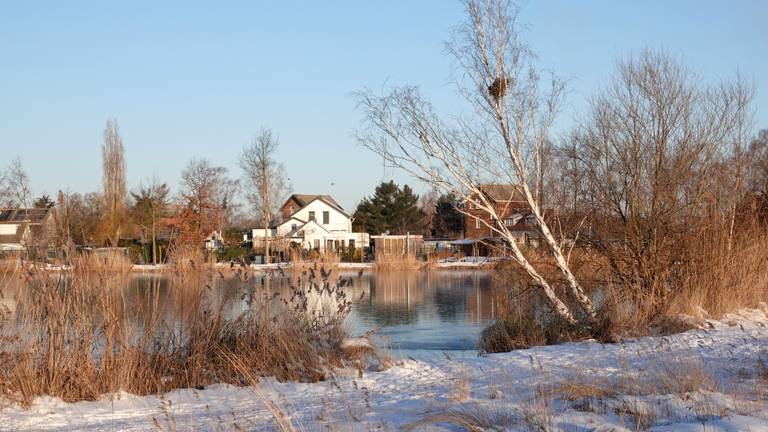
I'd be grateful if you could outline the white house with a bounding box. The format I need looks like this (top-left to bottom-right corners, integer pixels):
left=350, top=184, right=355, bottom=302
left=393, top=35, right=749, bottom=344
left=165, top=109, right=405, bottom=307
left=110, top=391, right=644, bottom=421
left=248, top=194, right=369, bottom=252
left=0, top=208, right=54, bottom=252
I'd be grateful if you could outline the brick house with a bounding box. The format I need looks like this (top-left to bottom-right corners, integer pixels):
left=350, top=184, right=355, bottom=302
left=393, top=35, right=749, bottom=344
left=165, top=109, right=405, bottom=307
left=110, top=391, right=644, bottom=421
left=458, top=184, right=544, bottom=255
left=464, top=184, right=528, bottom=239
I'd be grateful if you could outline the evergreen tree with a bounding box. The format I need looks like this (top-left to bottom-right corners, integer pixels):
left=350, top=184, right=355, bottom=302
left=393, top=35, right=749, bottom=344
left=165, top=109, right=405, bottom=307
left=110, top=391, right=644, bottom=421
left=431, top=194, right=464, bottom=238
left=353, top=181, right=424, bottom=235
left=33, top=194, right=55, bottom=209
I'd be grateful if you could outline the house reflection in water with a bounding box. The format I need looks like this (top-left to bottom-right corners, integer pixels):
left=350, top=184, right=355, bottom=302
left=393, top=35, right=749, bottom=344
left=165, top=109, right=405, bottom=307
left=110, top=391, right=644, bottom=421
left=36, top=269, right=501, bottom=352
left=354, top=271, right=496, bottom=327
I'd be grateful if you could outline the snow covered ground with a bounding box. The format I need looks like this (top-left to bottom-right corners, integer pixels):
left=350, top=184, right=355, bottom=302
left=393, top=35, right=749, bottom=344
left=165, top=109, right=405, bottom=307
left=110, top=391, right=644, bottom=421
left=3, top=308, right=768, bottom=431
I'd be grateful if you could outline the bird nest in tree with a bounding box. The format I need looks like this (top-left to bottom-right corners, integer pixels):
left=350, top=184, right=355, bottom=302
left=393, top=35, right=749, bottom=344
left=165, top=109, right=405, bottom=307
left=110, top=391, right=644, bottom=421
left=488, top=76, right=508, bottom=100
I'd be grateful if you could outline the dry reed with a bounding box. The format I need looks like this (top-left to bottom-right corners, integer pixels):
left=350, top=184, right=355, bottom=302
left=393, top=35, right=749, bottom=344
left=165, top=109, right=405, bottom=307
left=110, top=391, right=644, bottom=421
left=0, top=259, right=367, bottom=407
left=373, top=251, right=424, bottom=271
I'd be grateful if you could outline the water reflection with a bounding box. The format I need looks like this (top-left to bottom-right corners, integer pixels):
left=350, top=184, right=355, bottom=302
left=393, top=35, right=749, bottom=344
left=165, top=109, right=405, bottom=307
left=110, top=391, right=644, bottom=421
left=2, top=270, right=497, bottom=354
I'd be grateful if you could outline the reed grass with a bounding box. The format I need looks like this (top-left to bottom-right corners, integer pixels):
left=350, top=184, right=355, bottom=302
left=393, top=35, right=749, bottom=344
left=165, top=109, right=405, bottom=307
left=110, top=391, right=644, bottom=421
left=75, top=248, right=134, bottom=273
left=0, top=259, right=368, bottom=407
left=484, top=223, right=768, bottom=349
left=288, top=248, right=341, bottom=274
left=373, top=251, right=424, bottom=271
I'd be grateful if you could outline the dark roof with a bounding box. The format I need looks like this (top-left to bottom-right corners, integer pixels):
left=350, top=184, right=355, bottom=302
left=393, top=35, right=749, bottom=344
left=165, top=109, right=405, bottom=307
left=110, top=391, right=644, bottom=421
left=282, top=194, right=348, bottom=217
left=479, top=184, right=525, bottom=202
left=288, top=194, right=343, bottom=210
left=0, top=208, right=52, bottom=224
left=503, top=212, right=540, bottom=233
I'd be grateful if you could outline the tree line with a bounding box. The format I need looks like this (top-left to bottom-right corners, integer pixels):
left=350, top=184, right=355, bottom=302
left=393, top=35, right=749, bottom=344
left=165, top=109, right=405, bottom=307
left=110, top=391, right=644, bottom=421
left=0, top=121, right=293, bottom=264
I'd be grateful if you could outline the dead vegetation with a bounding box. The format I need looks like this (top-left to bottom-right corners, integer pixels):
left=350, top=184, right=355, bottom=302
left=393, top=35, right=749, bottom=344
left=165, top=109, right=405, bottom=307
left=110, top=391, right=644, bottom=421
left=0, top=260, right=376, bottom=407
left=288, top=248, right=341, bottom=273
left=373, top=251, right=425, bottom=271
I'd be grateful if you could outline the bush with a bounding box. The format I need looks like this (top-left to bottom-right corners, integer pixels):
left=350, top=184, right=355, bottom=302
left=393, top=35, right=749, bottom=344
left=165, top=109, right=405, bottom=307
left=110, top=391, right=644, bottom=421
left=479, top=312, right=595, bottom=353
left=341, top=245, right=362, bottom=262
left=218, top=245, right=247, bottom=262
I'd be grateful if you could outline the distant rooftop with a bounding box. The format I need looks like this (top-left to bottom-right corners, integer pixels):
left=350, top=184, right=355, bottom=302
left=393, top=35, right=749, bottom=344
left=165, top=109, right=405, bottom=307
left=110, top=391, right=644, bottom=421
left=0, top=208, right=52, bottom=224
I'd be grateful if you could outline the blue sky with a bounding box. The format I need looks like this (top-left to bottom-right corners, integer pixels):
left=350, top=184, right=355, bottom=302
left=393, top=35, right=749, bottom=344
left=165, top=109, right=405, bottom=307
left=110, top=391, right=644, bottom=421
left=1, top=1, right=766, bottom=211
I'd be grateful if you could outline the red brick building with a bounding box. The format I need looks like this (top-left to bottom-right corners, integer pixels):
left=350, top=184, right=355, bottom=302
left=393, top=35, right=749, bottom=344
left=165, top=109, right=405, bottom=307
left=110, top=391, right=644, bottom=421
left=464, top=184, right=528, bottom=239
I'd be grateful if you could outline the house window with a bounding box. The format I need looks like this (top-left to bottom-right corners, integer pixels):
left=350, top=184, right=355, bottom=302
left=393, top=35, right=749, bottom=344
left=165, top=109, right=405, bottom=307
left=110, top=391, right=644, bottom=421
left=309, top=211, right=316, bottom=222
left=322, top=211, right=329, bottom=224
left=475, top=218, right=481, bottom=229
left=326, top=239, right=334, bottom=250
left=313, top=239, right=320, bottom=249
left=291, top=224, right=297, bottom=231
left=349, top=239, right=355, bottom=249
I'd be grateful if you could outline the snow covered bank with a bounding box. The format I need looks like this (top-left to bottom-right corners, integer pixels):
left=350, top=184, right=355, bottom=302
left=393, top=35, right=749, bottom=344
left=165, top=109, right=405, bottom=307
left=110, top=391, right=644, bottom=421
left=3, top=308, right=767, bottom=431
left=131, top=259, right=494, bottom=273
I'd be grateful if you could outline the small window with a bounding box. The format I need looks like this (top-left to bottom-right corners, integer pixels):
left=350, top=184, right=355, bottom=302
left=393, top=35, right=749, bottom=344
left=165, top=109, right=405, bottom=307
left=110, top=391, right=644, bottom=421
left=291, top=224, right=297, bottom=231
left=475, top=218, right=481, bottom=229
left=313, top=239, right=320, bottom=249
left=322, top=211, right=329, bottom=224
left=308, top=211, right=316, bottom=221
left=349, top=239, right=355, bottom=249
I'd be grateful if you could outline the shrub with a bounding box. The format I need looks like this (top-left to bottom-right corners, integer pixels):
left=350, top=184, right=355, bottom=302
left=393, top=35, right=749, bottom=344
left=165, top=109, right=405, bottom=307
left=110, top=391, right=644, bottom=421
left=218, top=245, right=247, bottom=262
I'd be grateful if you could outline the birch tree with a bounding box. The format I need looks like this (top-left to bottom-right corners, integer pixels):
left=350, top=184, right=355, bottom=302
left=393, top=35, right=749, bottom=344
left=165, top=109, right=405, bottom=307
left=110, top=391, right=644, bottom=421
left=355, top=0, right=594, bottom=324
left=239, top=128, right=290, bottom=264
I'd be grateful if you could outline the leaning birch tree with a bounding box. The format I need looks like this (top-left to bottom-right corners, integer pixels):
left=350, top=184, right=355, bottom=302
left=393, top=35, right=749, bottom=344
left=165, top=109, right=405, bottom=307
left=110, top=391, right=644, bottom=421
left=355, top=0, right=595, bottom=325
left=239, top=128, right=290, bottom=264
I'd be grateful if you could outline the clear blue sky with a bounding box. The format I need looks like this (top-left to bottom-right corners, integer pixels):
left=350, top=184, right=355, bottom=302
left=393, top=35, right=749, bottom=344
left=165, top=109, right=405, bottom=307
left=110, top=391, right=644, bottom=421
left=1, top=1, right=766, bottom=211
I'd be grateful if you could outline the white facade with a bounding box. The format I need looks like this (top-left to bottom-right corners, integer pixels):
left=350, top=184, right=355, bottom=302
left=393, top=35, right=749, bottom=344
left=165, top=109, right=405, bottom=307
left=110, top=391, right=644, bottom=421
left=249, top=196, right=369, bottom=251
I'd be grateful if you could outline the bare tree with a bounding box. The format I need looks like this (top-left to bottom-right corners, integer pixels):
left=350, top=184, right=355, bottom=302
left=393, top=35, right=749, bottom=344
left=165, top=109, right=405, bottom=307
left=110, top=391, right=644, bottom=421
left=0, top=157, right=31, bottom=208
left=355, top=0, right=593, bottom=324
left=131, top=178, right=170, bottom=265
left=418, top=188, right=439, bottom=237
left=239, top=128, right=290, bottom=264
left=746, top=129, right=768, bottom=193
left=571, top=49, right=753, bottom=311
left=102, top=119, right=127, bottom=246
left=55, top=190, right=103, bottom=251
left=178, top=158, right=237, bottom=248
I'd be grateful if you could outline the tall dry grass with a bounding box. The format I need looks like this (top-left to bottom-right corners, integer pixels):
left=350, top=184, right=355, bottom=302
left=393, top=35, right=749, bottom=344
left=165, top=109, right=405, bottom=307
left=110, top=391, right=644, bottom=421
left=666, top=227, right=768, bottom=319
left=373, top=251, right=424, bottom=271
left=0, top=259, right=370, bottom=407
left=167, top=245, right=209, bottom=272
left=483, top=222, right=768, bottom=352
left=289, top=248, right=341, bottom=273
left=0, top=256, right=22, bottom=276
left=75, top=248, right=134, bottom=273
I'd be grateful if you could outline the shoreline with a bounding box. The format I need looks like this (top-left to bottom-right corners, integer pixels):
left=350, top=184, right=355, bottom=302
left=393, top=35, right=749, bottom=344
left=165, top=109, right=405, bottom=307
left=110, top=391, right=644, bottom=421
left=15, top=259, right=499, bottom=274
left=4, top=307, right=766, bottom=430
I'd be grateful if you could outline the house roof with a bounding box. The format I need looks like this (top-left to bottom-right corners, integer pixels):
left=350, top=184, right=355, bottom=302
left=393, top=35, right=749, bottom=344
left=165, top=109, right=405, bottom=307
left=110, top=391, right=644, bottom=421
left=281, top=194, right=350, bottom=218
left=478, top=184, right=525, bottom=202
left=290, top=194, right=342, bottom=209
left=284, top=220, right=329, bottom=237
left=284, top=194, right=345, bottom=212
left=0, top=208, right=52, bottom=224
